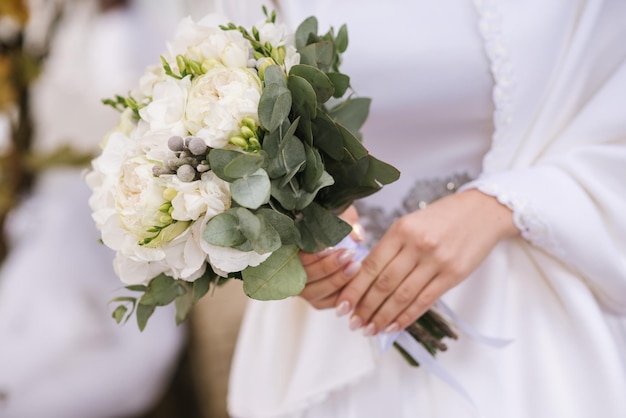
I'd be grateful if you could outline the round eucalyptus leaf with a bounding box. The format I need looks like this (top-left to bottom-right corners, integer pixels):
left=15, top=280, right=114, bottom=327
left=231, top=169, right=271, bottom=209
left=203, top=212, right=246, bottom=247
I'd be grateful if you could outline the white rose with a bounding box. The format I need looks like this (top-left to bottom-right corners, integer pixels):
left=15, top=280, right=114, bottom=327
left=138, top=76, right=190, bottom=137
left=185, top=65, right=261, bottom=148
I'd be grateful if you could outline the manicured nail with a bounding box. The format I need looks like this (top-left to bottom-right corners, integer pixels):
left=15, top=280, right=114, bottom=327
left=363, top=323, right=377, bottom=337
left=336, top=301, right=351, bottom=317
left=343, top=260, right=361, bottom=277
left=337, top=249, right=355, bottom=265
left=384, top=323, right=400, bottom=334
left=349, top=315, right=362, bottom=331
left=316, top=247, right=335, bottom=258
left=352, top=223, right=366, bottom=242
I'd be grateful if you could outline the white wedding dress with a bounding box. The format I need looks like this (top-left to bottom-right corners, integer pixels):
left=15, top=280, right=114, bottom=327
left=215, top=1, right=626, bottom=417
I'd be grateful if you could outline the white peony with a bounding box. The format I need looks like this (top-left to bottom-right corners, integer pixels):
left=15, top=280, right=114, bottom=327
left=170, top=171, right=231, bottom=222
left=138, top=75, right=190, bottom=137
left=185, top=65, right=261, bottom=148
left=165, top=15, right=250, bottom=70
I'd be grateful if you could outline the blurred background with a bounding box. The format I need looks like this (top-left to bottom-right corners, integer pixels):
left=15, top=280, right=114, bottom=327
left=0, top=0, right=249, bottom=417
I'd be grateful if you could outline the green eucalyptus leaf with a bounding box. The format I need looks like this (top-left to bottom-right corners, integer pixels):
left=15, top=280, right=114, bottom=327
left=282, top=116, right=300, bottom=141
left=193, top=273, right=212, bottom=303
left=263, top=64, right=287, bottom=87
left=259, top=83, right=292, bottom=132
left=125, top=285, right=147, bottom=292
left=337, top=123, right=368, bottom=160
left=140, top=274, right=187, bottom=306
left=262, top=128, right=281, bottom=159
left=295, top=170, right=334, bottom=210
left=329, top=97, right=371, bottom=137
left=236, top=207, right=281, bottom=254
left=242, top=245, right=306, bottom=300
left=203, top=212, right=246, bottom=247
left=209, top=149, right=244, bottom=182
left=289, top=65, right=335, bottom=104
left=256, top=208, right=300, bottom=245
left=303, top=144, right=324, bottom=192
left=175, top=288, right=194, bottom=325
left=335, top=24, right=349, bottom=53
left=366, top=155, right=401, bottom=186
left=295, top=202, right=353, bottom=253
left=231, top=168, right=271, bottom=209
left=312, top=112, right=345, bottom=160
left=288, top=75, right=317, bottom=120
left=224, top=152, right=266, bottom=178
left=295, top=16, right=318, bottom=49
left=234, top=241, right=254, bottom=252
left=297, top=41, right=334, bottom=69
left=327, top=72, right=350, bottom=98
left=112, top=305, right=129, bottom=324
left=137, top=303, right=156, bottom=331
left=270, top=179, right=299, bottom=210
left=277, top=135, right=306, bottom=187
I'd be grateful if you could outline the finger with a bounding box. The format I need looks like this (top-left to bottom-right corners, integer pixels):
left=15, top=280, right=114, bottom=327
left=302, top=249, right=355, bottom=283
left=299, top=260, right=361, bottom=303
left=299, top=247, right=337, bottom=267
left=361, top=261, right=440, bottom=336
left=334, top=231, right=403, bottom=325
left=307, top=292, right=341, bottom=310
left=350, top=248, right=419, bottom=328
left=383, top=273, right=453, bottom=334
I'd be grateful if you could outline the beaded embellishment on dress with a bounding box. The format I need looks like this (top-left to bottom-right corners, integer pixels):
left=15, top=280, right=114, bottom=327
left=355, top=173, right=473, bottom=246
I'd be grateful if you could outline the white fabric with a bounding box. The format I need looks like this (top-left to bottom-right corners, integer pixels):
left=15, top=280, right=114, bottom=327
left=219, top=1, right=626, bottom=417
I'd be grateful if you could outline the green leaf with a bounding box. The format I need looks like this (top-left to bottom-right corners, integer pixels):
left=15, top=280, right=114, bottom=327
left=277, top=135, right=306, bottom=187
left=224, top=152, right=266, bottom=178
left=312, top=112, right=345, bottom=160
left=259, top=83, right=292, bottom=132
left=193, top=273, right=212, bottom=303
left=366, top=155, right=401, bottom=186
left=327, top=72, right=350, bottom=98
left=140, top=274, right=188, bottom=306
left=112, top=305, right=129, bottom=324
left=136, top=303, right=156, bottom=331
left=242, top=245, right=306, bottom=300
left=335, top=24, right=349, bottom=53
left=288, top=75, right=317, bottom=120
left=289, top=65, right=335, bottom=104
left=295, top=16, right=318, bottom=50
left=295, top=202, right=353, bottom=253
left=203, top=212, right=246, bottom=247
left=209, top=149, right=244, bottom=182
left=337, top=123, right=368, bottom=160
left=256, top=208, right=300, bottom=245
left=175, top=288, right=194, bottom=325
left=271, top=171, right=334, bottom=211
left=236, top=207, right=281, bottom=254
left=231, top=168, right=271, bottom=209
left=302, top=144, right=324, bottom=192
left=263, top=64, right=287, bottom=87
left=298, top=41, right=334, bottom=68
left=329, top=97, right=371, bottom=137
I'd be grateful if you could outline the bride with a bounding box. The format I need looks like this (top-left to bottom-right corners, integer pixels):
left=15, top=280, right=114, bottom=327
left=214, top=1, right=626, bottom=417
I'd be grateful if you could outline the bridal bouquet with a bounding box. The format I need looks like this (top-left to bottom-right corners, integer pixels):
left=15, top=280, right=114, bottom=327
left=87, top=8, right=457, bottom=367
left=86, top=8, right=399, bottom=329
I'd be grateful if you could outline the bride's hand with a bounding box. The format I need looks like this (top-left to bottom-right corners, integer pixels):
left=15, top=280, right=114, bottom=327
left=298, top=206, right=363, bottom=309
left=335, top=189, right=519, bottom=336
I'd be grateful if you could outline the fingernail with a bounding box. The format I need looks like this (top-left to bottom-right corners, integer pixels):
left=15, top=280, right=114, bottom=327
left=363, top=323, right=377, bottom=337
left=384, top=323, right=400, bottom=334
left=336, top=301, right=351, bottom=317
left=349, top=315, right=362, bottom=331
left=352, top=223, right=366, bottom=242
left=343, top=260, right=361, bottom=277
left=337, top=249, right=355, bottom=265
left=316, top=247, right=335, bottom=258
